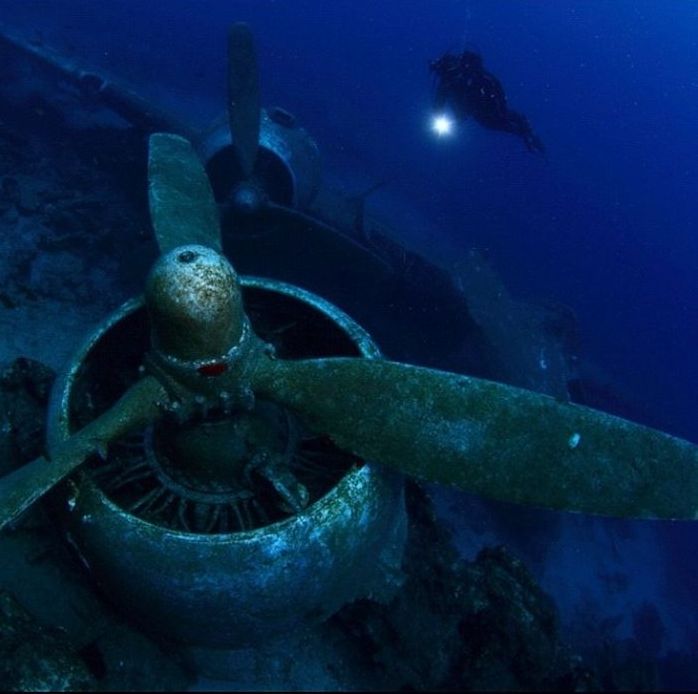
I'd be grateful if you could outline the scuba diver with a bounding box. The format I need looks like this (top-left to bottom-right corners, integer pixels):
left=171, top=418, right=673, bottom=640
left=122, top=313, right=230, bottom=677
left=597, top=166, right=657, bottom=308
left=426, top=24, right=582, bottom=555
left=430, top=50, right=545, bottom=154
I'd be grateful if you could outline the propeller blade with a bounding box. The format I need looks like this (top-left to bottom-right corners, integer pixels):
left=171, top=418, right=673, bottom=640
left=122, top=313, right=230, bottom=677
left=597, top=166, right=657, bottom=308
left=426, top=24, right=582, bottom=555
left=148, top=133, right=222, bottom=254
left=227, top=22, right=261, bottom=179
left=252, top=357, right=698, bottom=520
left=0, top=376, right=168, bottom=532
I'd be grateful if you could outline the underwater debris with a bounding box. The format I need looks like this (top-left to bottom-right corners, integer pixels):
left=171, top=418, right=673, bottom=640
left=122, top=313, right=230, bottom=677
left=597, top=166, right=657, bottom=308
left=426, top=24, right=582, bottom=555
left=0, top=589, right=95, bottom=691
left=331, top=483, right=596, bottom=691
left=0, top=357, right=55, bottom=475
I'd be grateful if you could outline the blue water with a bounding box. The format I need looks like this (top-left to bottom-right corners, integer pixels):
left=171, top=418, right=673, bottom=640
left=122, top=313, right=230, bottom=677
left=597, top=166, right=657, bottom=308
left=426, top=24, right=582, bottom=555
left=2, top=0, right=698, bottom=687
left=6, top=0, right=695, bottom=439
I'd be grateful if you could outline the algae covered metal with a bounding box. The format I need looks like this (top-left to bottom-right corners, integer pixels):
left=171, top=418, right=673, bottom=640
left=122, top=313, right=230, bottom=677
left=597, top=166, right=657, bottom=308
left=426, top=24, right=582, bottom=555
left=47, top=280, right=406, bottom=647
left=1, top=22, right=698, bottom=664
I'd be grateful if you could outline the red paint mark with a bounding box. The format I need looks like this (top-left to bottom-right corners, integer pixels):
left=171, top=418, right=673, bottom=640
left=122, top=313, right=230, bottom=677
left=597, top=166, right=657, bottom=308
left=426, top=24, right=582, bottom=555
left=198, top=362, right=228, bottom=377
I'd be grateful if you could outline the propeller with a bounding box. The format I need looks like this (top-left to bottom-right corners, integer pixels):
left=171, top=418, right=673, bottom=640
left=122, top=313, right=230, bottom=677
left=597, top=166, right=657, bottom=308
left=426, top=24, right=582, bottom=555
left=2, top=132, right=698, bottom=535
left=204, top=22, right=276, bottom=219
left=227, top=22, right=261, bottom=180
left=221, top=24, right=321, bottom=227
left=252, top=358, right=698, bottom=519
left=148, top=133, right=222, bottom=253
left=221, top=23, right=380, bottom=270
left=0, top=375, right=168, bottom=530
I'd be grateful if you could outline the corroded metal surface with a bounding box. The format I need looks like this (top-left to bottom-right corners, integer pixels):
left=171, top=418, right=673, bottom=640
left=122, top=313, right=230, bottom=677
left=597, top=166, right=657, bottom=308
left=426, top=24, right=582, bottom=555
left=148, top=134, right=222, bottom=254
left=0, top=373, right=168, bottom=532
left=253, top=356, right=698, bottom=520
left=146, top=245, right=244, bottom=362
left=48, top=278, right=406, bottom=647
left=258, top=110, right=322, bottom=208
left=61, top=458, right=405, bottom=647
left=199, top=109, right=321, bottom=210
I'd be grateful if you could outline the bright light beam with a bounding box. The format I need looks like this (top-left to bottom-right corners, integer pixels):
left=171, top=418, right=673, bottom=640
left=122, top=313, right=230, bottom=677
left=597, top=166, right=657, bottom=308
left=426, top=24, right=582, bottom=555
left=431, top=114, right=454, bottom=137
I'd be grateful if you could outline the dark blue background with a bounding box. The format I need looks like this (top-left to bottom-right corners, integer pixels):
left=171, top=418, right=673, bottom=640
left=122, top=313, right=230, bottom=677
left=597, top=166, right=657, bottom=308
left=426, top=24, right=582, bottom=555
left=4, top=0, right=696, bottom=441
left=2, top=1, right=698, bottom=682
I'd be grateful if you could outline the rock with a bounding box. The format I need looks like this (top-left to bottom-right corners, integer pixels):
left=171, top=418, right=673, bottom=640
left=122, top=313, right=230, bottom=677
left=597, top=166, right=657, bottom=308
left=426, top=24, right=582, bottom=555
left=0, top=524, right=193, bottom=692
left=1, top=176, right=21, bottom=206
left=1, top=203, right=19, bottom=224
left=0, top=589, right=95, bottom=691
left=0, top=357, right=56, bottom=475
left=93, top=622, right=192, bottom=692
left=331, top=482, right=596, bottom=691
left=454, top=545, right=562, bottom=690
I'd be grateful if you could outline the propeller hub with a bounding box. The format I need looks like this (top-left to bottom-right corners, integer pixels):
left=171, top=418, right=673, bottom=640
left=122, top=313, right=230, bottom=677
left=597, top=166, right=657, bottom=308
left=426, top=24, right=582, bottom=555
left=145, top=245, right=244, bottom=362
left=231, top=181, right=266, bottom=215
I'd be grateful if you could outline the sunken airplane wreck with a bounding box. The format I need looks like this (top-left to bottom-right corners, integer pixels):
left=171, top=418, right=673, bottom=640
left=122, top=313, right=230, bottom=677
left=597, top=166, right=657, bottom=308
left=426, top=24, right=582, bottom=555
left=0, top=21, right=697, bottom=689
